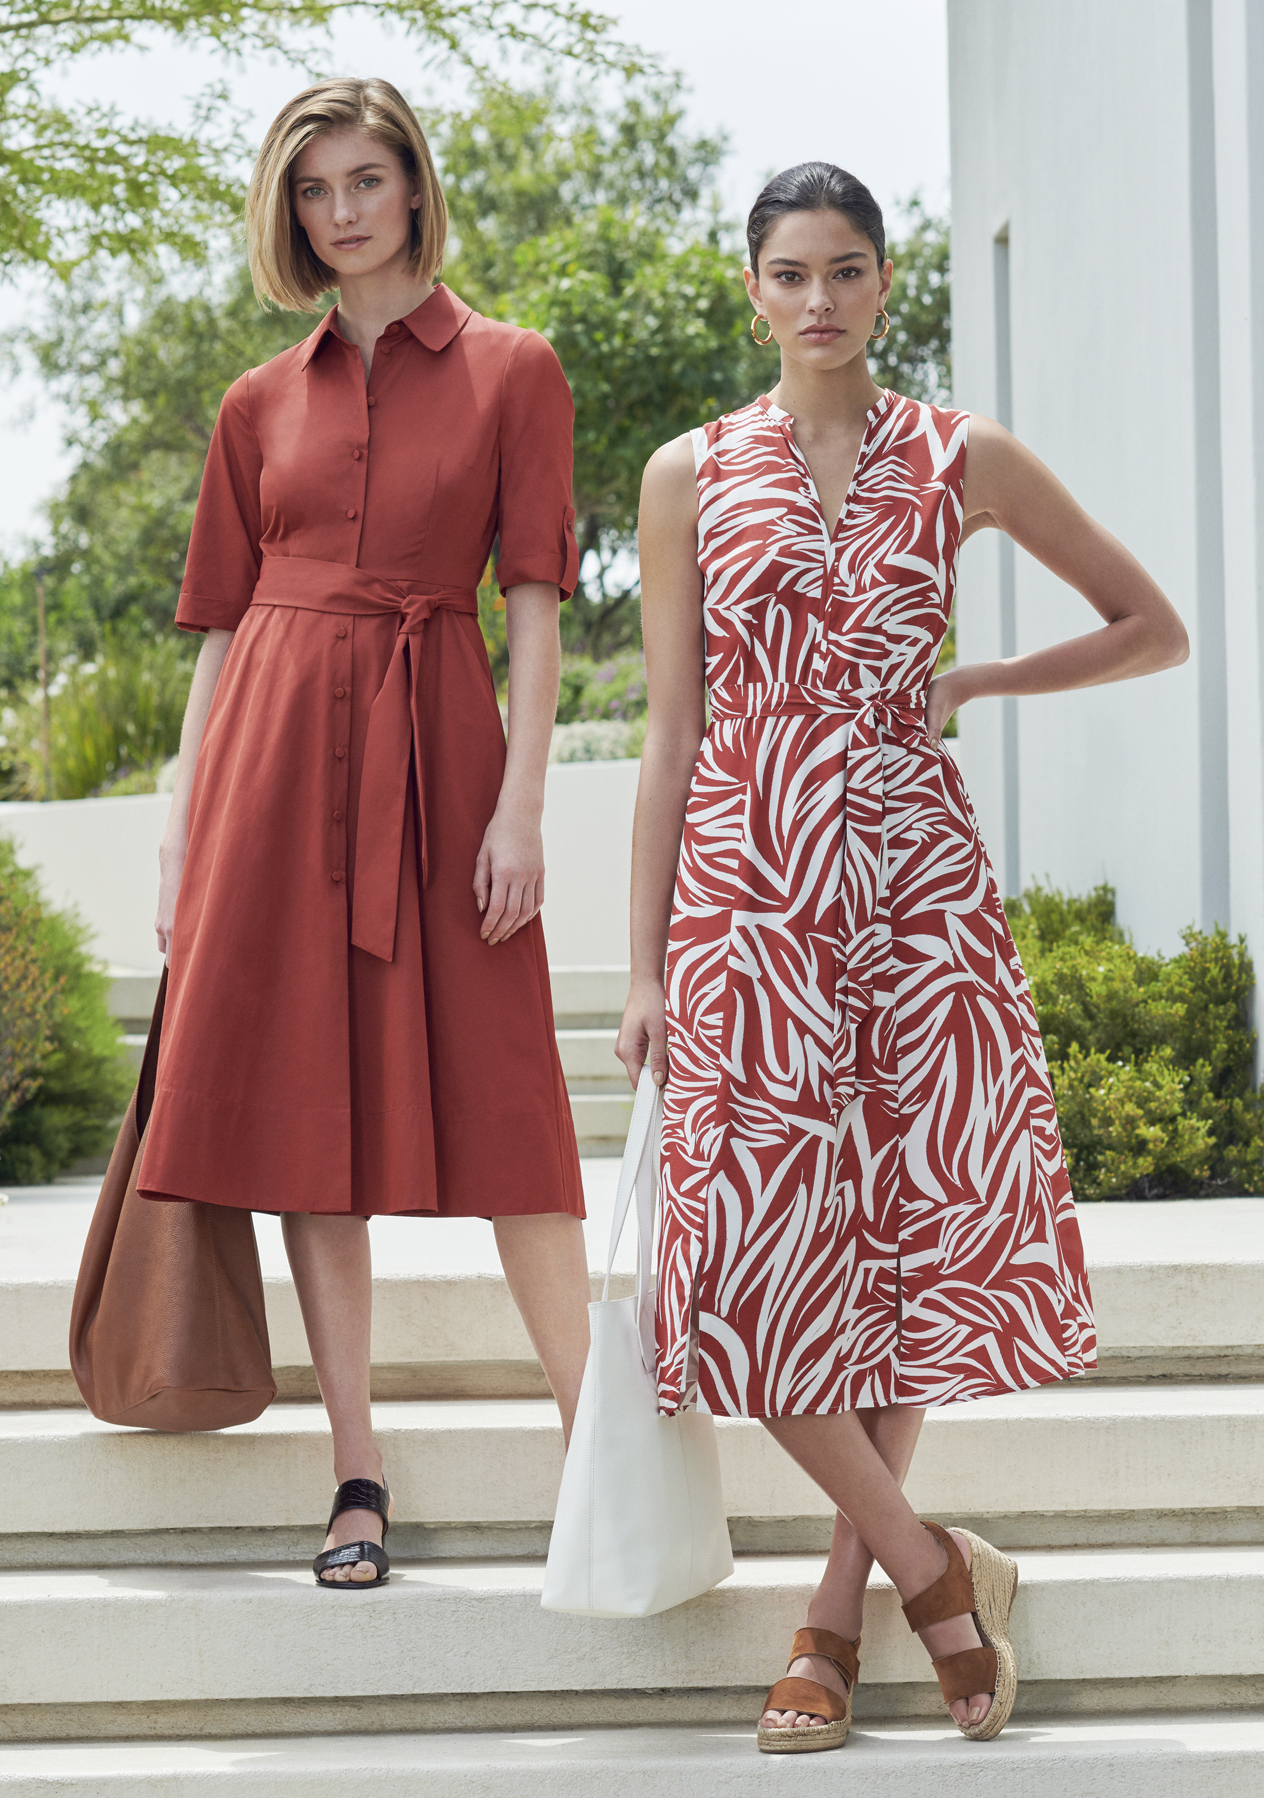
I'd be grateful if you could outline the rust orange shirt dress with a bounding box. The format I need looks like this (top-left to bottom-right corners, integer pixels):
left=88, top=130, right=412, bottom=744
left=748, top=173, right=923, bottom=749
left=138, top=284, right=585, bottom=1219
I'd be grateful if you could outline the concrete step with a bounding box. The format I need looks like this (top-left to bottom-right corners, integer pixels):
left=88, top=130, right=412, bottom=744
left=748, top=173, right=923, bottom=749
left=556, top=1027, right=624, bottom=1092
left=569, top=1091, right=634, bottom=1154
left=1, top=1716, right=1260, bottom=1795
left=106, top=965, right=632, bottom=1032
left=5, top=1384, right=1264, bottom=1564
left=2, top=1191, right=1260, bottom=1405
left=2, top=1548, right=1261, bottom=1739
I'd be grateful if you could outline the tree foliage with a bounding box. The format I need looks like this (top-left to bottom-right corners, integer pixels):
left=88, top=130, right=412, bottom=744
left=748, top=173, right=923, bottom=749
left=0, top=77, right=953, bottom=686
left=2, top=263, right=313, bottom=678
left=0, top=1, right=637, bottom=276
left=2, top=627, right=194, bottom=797
left=438, top=78, right=750, bottom=653
left=869, top=196, right=951, bottom=404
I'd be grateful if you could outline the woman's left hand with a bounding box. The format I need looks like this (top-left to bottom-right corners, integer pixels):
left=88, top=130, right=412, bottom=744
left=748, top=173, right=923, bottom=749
left=473, top=806, right=545, bottom=945
left=925, top=666, right=973, bottom=742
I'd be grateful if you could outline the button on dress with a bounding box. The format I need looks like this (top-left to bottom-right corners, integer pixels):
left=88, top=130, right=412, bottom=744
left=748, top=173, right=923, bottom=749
left=656, top=391, right=1096, bottom=1415
left=139, top=284, right=585, bottom=1217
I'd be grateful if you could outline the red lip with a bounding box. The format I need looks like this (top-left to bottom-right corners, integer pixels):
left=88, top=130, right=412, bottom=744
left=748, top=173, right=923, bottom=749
left=333, top=237, right=369, bottom=249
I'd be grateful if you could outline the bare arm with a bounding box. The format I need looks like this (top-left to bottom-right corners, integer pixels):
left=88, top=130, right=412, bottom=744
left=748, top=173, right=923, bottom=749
left=927, top=417, right=1189, bottom=738
left=156, top=628, right=233, bottom=957
left=615, top=435, right=707, bottom=1089
left=474, top=581, right=561, bottom=945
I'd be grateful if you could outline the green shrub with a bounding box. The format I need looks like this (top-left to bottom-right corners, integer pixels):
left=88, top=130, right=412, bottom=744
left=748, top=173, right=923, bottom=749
left=1007, top=882, right=1264, bottom=1199
left=0, top=878, right=60, bottom=1136
left=556, top=652, right=647, bottom=724
left=0, top=627, right=193, bottom=800
left=0, top=840, right=132, bottom=1185
left=1054, top=1045, right=1215, bottom=1201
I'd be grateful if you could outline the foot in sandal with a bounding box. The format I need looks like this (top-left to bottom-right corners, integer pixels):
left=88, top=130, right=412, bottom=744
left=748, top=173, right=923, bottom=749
left=314, top=1475, right=394, bottom=1586
left=756, top=1627, right=859, bottom=1753
left=901, top=1520, right=1018, bottom=1739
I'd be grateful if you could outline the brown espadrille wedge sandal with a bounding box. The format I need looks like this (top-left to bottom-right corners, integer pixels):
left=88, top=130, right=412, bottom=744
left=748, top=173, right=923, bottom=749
left=901, top=1521, right=1018, bottom=1741
left=755, top=1626, right=859, bottom=1754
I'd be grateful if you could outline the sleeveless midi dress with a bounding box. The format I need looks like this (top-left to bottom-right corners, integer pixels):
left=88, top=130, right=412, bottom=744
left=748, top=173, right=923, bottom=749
left=655, top=389, right=1097, bottom=1417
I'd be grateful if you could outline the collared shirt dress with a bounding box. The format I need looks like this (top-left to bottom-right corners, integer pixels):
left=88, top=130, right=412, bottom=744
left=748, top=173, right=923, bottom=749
left=655, top=390, right=1096, bottom=1417
left=138, top=284, right=585, bottom=1218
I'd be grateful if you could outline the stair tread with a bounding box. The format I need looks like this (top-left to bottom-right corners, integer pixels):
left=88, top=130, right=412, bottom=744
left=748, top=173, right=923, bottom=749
left=3, top=1548, right=1262, bottom=1709
left=7, top=1383, right=1264, bottom=1538
left=8, top=1378, right=1264, bottom=1441
left=0, top=1715, right=1261, bottom=1786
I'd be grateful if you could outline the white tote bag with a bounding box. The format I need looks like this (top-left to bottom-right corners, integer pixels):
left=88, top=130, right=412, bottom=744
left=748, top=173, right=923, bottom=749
left=541, top=1067, right=733, bottom=1618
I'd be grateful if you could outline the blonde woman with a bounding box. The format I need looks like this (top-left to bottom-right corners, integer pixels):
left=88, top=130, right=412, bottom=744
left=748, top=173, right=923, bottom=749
left=141, top=78, right=591, bottom=1586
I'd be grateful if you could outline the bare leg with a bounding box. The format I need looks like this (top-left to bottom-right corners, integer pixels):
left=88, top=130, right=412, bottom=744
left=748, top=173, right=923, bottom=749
left=494, top=1213, right=591, bottom=1446
left=282, top=1213, right=389, bottom=1583
left=761, top=1405, right=924, bottom=1731
left=760, top=1411, right=994, bottom=1729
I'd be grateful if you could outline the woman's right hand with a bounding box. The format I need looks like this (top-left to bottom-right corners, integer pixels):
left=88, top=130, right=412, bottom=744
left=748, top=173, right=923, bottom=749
left=616, top=976, right=670, bottom=1090
left=155, top=828, right=187, bottom=960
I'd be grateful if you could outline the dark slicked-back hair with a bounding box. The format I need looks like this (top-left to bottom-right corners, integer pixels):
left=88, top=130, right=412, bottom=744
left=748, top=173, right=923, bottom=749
left=746, top=162, right=886, bottom=273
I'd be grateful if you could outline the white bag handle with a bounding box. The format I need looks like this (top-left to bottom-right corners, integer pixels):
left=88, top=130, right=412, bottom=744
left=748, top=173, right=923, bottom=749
left=599, top=1065, right=662, bottom=1373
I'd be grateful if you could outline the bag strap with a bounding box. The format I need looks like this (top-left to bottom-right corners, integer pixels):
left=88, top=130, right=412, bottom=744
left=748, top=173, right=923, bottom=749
left=599, top=1065, right=663, bottom=1373
left=135, top=965, right=170, bottom=1136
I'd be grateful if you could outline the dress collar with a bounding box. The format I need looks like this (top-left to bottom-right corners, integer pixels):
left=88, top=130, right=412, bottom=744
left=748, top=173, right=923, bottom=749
left=756, top=387, right=897, bottom=427
left=299, top=283, right=474, bottom=368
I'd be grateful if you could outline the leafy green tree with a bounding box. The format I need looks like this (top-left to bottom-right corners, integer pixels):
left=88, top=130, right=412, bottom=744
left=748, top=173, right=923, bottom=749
left=436, top=76, right=726, bottom=302
left=1, top=1, right=636, bottom=277
left=497, top=212, right=761, bottom=654
left=869, top=197, right=950, bottom=404
left=2, top=627, right=194, bottom=798
left=437, top=78, right=746, bottom=654
left=1, top=79, right=954, bottom=680
left=5, top=264, right=314, bottom=673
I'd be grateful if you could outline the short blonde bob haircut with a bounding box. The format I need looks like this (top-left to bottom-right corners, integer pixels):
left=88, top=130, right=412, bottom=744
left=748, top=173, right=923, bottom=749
left=246, top=77, right=448, bottom=312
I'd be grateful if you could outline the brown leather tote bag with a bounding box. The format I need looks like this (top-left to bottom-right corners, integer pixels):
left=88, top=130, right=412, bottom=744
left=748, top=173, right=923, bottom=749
left=69, top=968, right=277, bottom=1430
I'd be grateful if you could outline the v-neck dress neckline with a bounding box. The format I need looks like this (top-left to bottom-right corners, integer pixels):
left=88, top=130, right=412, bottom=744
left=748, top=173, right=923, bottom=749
left=757, top=387, right=896, bottom=546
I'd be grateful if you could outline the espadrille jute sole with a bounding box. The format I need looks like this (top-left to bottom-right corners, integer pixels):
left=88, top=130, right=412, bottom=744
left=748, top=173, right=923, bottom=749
left=756, top=1712, right=850, bottom=1754
left=955, top=1528, right=1019, bottom=1741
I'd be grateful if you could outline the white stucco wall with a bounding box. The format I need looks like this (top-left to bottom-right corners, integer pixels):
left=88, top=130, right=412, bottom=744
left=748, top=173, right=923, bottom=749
left=0, top=758, right=641, bottom=973
left=948, top=0, right=1251, bottom=962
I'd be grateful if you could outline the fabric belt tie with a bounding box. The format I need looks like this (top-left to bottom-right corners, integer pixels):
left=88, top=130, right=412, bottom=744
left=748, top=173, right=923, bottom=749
left=710, top=680, right=927, bottom=1117
left=249, top=556, right=479, bottom=962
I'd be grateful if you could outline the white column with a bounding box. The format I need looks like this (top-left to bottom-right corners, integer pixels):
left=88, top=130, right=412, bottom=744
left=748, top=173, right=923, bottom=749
left=1212, top=0, right=1264, bottom=1030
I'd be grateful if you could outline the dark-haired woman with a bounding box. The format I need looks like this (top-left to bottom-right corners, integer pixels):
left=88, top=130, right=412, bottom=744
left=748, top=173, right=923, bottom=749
left=618, top=163, right=1186, bottom=1751
left=145, top=78, right=591, bottom=1587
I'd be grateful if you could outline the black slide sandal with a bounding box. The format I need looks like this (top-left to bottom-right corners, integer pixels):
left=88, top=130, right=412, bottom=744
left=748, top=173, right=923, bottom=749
left=313, top=1476, right=391, bottom=1589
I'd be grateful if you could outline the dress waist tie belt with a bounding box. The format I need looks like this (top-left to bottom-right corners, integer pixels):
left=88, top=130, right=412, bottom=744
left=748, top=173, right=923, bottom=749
left=709, top=680, right=927, bottom=1116
left=249, top=556, right=479, bottom=962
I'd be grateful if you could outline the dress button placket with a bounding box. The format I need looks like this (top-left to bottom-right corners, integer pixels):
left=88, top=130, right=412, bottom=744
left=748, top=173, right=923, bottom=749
left=332, top=620, right=352, bottom=892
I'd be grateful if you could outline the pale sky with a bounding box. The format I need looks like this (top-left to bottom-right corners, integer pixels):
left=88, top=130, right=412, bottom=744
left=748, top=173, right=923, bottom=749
left=0, top=0, right=949, bottom=551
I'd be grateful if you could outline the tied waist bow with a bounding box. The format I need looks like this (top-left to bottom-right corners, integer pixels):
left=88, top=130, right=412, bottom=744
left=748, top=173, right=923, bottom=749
left=249, top=556, right=479, bottom=962
left=710, top=679, right=929, bottom=1116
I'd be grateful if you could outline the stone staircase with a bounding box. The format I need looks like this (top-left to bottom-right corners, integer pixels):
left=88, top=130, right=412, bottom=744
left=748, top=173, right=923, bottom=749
left=110, top=964, right=635, bottom=1160
left=0, top=1157, right=1262, bottom=1791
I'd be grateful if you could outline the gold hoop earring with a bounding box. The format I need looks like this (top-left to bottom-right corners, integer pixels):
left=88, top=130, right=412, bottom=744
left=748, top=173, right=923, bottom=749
left=870, top=309, right=891, bottom=342
left=751, top=314, right=774, bottom=346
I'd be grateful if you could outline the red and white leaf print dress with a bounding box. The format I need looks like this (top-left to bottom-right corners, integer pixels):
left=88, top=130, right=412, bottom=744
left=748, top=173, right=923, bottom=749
left=656, top=389, right=1096, bottom=1418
